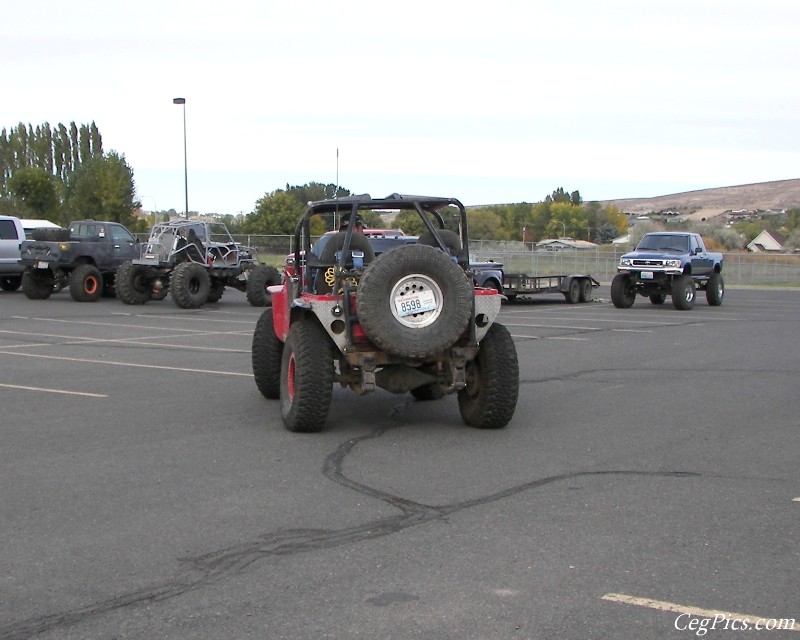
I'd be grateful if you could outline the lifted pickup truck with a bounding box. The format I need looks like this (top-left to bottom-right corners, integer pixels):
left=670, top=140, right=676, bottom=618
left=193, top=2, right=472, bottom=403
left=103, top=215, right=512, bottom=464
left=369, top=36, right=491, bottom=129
left=18, top=219, right=140, bottom=301
left=470, top=260, right=599, bottom=303
left=611, top=231, right=724, bottom=310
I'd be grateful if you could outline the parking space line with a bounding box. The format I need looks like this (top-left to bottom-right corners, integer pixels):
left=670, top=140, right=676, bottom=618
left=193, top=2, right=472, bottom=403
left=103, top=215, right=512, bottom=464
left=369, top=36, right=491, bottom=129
left=0, top=351, right=252, bottom=376
left=0, top=382, right=108, bottom=398
left=0, top=329, right=250, bottom=352
left=601, top=593, right=798, bottom=631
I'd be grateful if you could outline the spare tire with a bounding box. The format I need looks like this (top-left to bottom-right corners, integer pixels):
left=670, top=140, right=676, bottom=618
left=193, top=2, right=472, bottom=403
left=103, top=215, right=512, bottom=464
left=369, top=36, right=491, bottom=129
left=356, top=244, right=473, bottom=359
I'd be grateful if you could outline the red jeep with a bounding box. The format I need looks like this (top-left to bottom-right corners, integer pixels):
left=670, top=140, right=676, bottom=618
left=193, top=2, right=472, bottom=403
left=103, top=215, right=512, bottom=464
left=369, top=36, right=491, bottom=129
left=251, top=193, right=519, bottom=432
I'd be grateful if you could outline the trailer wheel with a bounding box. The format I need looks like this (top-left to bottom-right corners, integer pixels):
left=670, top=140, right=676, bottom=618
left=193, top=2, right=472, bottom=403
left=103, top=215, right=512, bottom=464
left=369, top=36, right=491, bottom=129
left=706, top=272, right=724, bottom=306
left=578, top=278, right=593, bottom=303
left=280, top=317, right=333, bottom=432
left=671, top=274, right=696, bottom=310
left=21, top=268, right=54, bottom=300
left=171, top=262, right=210, bottom=309
left=563, top=278, right=580, bottom=304
left=611, top=273, right=635, bottom=308
left=252, top=308, right=283, bottom=400
left=69, top=264, right=103, bottom=302
left=458, top=323, right=519, bottom=429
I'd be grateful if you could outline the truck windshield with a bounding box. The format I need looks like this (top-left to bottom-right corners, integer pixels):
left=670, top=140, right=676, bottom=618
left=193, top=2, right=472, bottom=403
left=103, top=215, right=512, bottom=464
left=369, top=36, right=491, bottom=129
left=636, top=234, right=689, bottom=252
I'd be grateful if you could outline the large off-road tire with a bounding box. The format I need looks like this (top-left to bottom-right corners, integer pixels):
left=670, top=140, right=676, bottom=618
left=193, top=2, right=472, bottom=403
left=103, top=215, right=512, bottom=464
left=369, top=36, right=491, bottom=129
left=0, top=276, right=22, bottom=292
left=171, top=262, right=210, bottom=309
left=356, top=244, right=473, bottom=359
left=706, top=272, right=724, bottom=306
left=69, top=264, right=103, bottom=302
left=610, top=273, right=635, bottom=309
left=206, top=278, right=225, bottom=303
left=563, top=278, right=580, bottom=304
left=246, top=265, right=281, bottom=306
left=252, top=308, right=283, bottom=400
left=417, top=229, right=462, bottom=254
left=21, top=268, right=54, bottom=300
left=116, top=261, right=152, bottom=305
left=458, top=323, right=519, bottom=429
left=671, top=274, right=696, bottom=310
left=579, top=278, right=593, bottom=303
left=280, top=317, right=334, bottom=432
left=649, top=293, right=666, bottom=305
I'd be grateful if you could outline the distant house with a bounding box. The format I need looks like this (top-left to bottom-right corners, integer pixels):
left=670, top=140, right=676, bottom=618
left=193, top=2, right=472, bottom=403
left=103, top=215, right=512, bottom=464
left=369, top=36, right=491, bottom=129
left=747, top=229, right=785, bottom=252
left=535, top=238, right=598, bottom=251
left=611, top=234, right=631, bottom=245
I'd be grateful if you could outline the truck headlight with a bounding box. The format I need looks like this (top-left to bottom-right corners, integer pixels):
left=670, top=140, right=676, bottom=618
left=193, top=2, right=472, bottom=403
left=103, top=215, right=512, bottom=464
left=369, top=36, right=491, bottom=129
left=665, top=260, right=681, bottom=268
left=619, top=258, right=632, bottom=267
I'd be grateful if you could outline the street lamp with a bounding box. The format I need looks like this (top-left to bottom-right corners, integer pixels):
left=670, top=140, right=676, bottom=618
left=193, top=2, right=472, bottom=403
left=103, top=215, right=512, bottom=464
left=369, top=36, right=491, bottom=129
left=173, top=97, right=188, bottom=217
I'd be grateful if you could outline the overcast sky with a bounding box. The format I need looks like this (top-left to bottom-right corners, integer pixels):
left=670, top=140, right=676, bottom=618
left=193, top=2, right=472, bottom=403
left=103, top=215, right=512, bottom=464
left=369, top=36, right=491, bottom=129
left=4, top=0, right=799, bottom=214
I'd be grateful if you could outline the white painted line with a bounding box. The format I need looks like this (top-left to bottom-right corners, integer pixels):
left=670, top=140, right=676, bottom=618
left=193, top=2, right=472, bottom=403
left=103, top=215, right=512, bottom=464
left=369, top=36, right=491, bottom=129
left=0, top=382, right=108, bottom=398
left=0, top=351, right=252, bottom=376
left=602, top=593, right=798, bottom=631
left=792, top=497, right=800, bottom=502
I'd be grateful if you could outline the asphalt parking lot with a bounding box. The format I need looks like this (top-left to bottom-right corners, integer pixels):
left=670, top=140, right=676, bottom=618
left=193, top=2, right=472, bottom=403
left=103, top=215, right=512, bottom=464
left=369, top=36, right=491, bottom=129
left=1, top=287, right=798, bottom=639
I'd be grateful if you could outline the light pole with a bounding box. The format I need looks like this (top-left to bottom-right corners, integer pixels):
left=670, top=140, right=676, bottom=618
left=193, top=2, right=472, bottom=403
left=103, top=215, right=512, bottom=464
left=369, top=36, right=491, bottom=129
left=560, top=221, right=567, bottom=239
left=173, top=97, right=188, bottom=218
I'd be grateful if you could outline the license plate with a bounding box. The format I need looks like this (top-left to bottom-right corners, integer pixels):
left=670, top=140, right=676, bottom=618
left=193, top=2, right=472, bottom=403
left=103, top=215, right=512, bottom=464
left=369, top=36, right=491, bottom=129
left=37, top=261, right=49, bottom=269
left=394, top=289, right=436, bottom=317
left=640, top=271, right=653, bottom=280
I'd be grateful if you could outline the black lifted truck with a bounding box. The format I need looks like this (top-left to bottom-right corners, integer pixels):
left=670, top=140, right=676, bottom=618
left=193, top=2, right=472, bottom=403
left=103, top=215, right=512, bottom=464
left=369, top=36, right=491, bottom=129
left=18, top=219, right=140, bottom=301
left=116, top=220, right=281, bottom=309
left=612, top=231, right=724, bottom=310
left=251, top=193, right=520, bottom=432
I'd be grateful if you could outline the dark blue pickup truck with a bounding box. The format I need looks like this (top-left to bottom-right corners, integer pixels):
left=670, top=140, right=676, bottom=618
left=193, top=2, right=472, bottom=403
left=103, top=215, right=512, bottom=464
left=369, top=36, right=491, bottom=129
left=612, top=232, right=724, bottom=310
left=18, top=220, right=140, bottom=302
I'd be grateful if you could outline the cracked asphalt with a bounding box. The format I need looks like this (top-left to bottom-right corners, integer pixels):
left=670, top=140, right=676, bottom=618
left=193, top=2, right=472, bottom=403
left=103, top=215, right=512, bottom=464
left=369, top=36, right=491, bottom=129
left=1, top=287, right=798, bottom=639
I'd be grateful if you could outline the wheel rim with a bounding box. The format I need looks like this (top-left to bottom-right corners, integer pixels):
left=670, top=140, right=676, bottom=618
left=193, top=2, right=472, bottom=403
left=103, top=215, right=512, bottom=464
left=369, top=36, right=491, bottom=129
left=287, top=352, right=296, bottom=400
left=85, top=276, right=99, bottom=295
left=389, top=273, right=444, bottom=329
left=684, top=284, right=695, bottom=303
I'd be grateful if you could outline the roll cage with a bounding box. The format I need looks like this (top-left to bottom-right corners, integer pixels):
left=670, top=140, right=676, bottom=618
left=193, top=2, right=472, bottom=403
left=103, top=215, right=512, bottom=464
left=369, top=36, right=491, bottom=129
left=291, top=193, right=470, bottom=296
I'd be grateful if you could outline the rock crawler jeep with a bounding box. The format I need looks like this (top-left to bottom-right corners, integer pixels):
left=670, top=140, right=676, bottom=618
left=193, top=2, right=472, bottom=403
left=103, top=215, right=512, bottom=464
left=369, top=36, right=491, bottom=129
left=251, top=193, right=520, bottom=432
left=116, top=220, right=281, bottom=309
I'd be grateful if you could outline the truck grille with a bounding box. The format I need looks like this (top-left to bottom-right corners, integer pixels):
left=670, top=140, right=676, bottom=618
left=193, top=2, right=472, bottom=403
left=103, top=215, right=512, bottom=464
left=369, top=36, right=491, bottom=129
left=632, top=259, right=666, bottom=267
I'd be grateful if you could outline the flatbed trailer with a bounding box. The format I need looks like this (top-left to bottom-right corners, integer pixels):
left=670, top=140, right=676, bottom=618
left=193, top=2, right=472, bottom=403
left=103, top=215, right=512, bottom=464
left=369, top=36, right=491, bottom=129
left=503, top=272, right=599, bottom=303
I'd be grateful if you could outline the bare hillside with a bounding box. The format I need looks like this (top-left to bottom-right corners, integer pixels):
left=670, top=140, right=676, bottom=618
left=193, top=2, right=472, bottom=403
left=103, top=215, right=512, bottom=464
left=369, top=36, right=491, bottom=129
left=601, top=178, right=800, bottom=220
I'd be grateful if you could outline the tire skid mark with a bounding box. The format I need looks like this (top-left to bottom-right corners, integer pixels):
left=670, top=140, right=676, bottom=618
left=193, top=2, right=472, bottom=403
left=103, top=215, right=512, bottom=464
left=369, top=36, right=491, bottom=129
left=0, top=422, right=699, bottom=640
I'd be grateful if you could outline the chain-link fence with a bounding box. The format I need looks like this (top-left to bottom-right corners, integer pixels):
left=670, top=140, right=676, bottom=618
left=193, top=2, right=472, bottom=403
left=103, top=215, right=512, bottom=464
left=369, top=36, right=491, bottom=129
left=133, top=233, right=800, bottom=285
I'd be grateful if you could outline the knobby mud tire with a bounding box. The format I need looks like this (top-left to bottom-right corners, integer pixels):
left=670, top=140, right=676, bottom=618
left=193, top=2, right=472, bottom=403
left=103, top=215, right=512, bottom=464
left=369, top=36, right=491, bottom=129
left=280, top=317, right=334, bottom=432
left=457, top=322, right=519, bottom=429
left=69, top=264, right=103, bottom=302
left=246, top=265, right=282, bottom=306
left=116, top=261, right=152, bottom=305
left=610, top=273, right=635, bottom=309
left=252, top=308, right=283, bottom=400
left=356, top=244, right=473, bottom=359
left=171, top=262, right=210, bottom=309
left=21, top=268, right=54, bottom=300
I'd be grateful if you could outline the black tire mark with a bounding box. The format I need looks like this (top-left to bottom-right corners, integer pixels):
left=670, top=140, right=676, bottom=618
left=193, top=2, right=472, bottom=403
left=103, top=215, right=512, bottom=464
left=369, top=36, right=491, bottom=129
left=0, top=423, right=700, bottom=640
